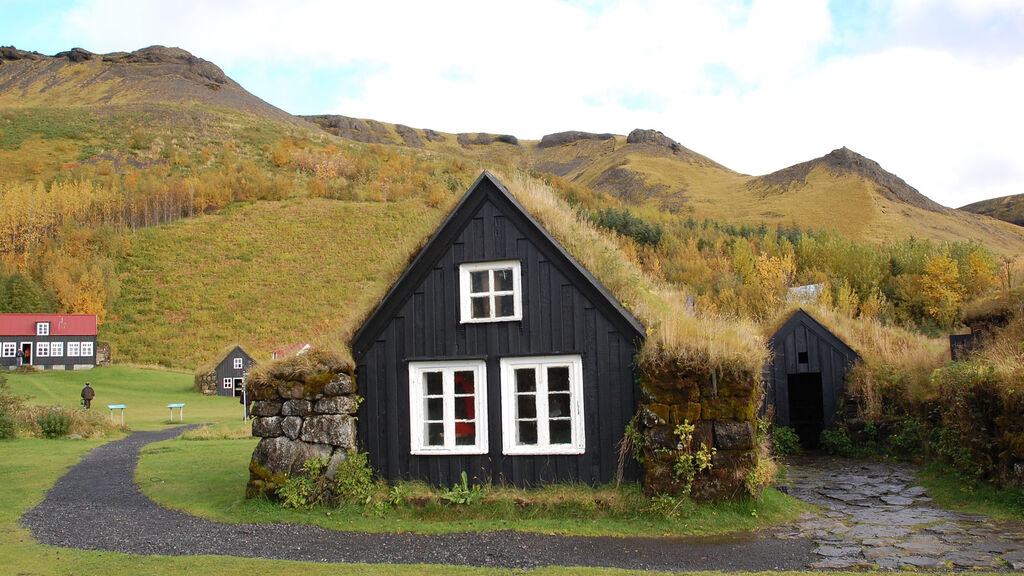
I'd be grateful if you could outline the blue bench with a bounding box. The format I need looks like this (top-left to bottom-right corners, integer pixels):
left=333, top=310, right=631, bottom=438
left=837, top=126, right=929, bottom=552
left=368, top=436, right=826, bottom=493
left=107, top=404, right=126, bottom=425
left=167, top=403, right=185, bottom=421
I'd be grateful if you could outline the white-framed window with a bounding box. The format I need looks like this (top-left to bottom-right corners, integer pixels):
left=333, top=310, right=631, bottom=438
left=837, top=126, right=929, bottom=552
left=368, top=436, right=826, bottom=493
left=1, top=342, right=14, bottom=357
left=81, top=342, right=94, bottom=357
left=500, top=355, right=585, bottom=455
left=408, top=360, right=488, bottom=455
left=36, top=342, right=50, bottom=357
left=223, top=378, right=234, bottom=390
left=233, top=357, right=243, bottom=370
left=50, top=342, right=64, bottom=357
left=459, top=260, right=522, bottom=323
left=67, top=342, right=81, bottom=357
left=36, top=322, right=50, bottom=336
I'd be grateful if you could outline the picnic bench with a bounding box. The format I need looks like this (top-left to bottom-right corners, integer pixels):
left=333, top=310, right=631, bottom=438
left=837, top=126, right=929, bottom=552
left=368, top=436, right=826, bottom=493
left=167, top=402, right=185, bottom=421
left=107, top=404, right=126, bottom=425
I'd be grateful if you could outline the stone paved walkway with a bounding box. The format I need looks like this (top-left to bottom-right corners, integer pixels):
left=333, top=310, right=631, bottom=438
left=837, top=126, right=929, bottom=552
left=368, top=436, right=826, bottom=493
left=775, top=454, right=1024, bottom=570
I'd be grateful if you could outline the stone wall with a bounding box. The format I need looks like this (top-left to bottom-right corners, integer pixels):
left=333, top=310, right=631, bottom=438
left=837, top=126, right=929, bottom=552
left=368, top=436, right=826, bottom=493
left=194, top=371, right=217, bottom=395
left=637, top=362, right=762, bottom=501
left=95, top=341, right=112, bottom=367
left=246, top=371, right=359, bottom=499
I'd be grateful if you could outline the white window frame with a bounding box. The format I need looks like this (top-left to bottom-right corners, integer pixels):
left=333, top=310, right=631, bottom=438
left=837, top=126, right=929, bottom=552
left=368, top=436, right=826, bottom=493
left=36, top=342, right=50, bottom=357
left=459, top=260, right=522, bottom=323
left=36, top=322, right=49, bottom=336
left=500, top=355, right=585, bottom=455
left=1, top=342, right=14, bottom=357
left=67, top=341, right=81, bottom=357
left=408, top=360, right=488, bottom=455
left=223, top=378, right=234, bottom=390
left=233, top=357, right=244, bottom=370
left=81, top=342, right=94, bottom=357
left=50, top=342, right=64, bottom=357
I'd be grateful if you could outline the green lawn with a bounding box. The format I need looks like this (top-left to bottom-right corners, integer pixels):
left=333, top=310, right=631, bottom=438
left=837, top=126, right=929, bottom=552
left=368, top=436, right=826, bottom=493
left=6, top=365, right=245, bottom=430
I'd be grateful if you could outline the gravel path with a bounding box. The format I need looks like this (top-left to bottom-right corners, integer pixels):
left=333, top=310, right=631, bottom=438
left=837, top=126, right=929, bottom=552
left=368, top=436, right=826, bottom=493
left=21, top=428, right=815, bottom=571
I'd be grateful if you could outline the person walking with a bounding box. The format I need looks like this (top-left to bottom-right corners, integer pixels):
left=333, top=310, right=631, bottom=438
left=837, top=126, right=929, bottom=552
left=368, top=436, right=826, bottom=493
left=81, top=382, right=95, bottom=409
left=15, top=348, right=23, bottom=367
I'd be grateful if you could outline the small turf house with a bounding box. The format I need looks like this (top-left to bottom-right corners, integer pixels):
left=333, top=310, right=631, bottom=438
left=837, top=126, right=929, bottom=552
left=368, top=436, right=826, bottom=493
left=215, top=345, right=256, bottom=397
left=765, top=309, right=860, bottom=446
left=352, top=172, right=646, bottom=487
left=0, top=313, right=98, bottom=370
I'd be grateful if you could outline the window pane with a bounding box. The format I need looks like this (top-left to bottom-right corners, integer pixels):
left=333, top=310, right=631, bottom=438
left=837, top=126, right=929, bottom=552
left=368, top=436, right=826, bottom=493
left=455, top=424, right=475, bottom=445
left=454, top=371, right=474, bottom=394
left=426, top=398, right=443, bottom=420
left=471, top=297, right=490, bottom=318
left=496, top=295, right=515, bottom=317
left=427, top=423, right=444, bottom=446
left=548, top=366, right=570, bottom=392
left=549, top=393, right=570, bottom=417
left=493, top=268, right=514, bottom=291
left=470, top=270, right=489, bottom=293
left=515, top=368, right=536, bottom=392
left=424, top=372, right=443, bottom=396
left=518, top=421, right=537, bottom=445
left=517, top=394, right=537, bottom=418
left=549, top=420, right=572, bottom=444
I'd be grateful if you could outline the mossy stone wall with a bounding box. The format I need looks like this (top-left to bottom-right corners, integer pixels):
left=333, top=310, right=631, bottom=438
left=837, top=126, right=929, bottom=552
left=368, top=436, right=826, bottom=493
left=638, top=362, right=761, bottom=500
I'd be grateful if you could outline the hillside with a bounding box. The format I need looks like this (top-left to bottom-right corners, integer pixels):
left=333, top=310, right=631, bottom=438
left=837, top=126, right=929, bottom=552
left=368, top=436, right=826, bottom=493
left=0, top=45, right=1019, bottom=368
left=960, top=194, right=1024, bottom=227
left=303, top=115, right=1024, bottom=257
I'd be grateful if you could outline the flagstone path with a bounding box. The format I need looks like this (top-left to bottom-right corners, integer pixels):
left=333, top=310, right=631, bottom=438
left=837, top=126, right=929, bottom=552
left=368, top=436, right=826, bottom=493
left=777, top=454, right=1024, bottom=570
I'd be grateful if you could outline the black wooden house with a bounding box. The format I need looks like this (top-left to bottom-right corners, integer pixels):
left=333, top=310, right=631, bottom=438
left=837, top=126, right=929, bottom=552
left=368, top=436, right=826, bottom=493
left=765, top=309, right=860, bottom=446
left=215, top=345, right=256, bottom=397
left=352, top=172, right=645, bottom=487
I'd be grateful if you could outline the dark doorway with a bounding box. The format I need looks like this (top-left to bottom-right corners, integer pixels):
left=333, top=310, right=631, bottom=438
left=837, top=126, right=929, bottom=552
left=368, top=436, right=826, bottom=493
left=233, top=378, right=244, bottom=397
left=787, top=372, right=824, bottom=448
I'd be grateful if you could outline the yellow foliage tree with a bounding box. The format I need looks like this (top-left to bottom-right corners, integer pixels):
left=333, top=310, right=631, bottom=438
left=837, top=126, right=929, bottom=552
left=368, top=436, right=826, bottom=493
left=921, top=249, right=963, bottom=328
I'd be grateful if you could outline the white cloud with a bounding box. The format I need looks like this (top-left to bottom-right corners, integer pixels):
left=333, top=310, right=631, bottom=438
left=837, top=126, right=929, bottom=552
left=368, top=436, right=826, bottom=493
left=36, top=0, right=1024, bottom=206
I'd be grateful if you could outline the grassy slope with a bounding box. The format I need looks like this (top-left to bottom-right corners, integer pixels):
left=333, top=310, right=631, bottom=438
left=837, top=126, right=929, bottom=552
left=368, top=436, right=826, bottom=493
left=960, top=193, right=1024, bottom=227
left=105, top=197, right=452, bottom=369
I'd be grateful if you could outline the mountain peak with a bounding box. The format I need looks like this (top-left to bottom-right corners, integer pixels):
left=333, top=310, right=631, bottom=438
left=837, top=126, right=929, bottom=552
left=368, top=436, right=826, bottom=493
left=753, top=147, right=947, bottom=213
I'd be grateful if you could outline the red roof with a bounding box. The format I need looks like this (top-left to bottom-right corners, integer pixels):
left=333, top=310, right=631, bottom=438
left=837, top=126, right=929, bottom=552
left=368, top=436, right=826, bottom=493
left=0, top=314, right=98, bottom=337
left=271, top=341, right=310, bottom=360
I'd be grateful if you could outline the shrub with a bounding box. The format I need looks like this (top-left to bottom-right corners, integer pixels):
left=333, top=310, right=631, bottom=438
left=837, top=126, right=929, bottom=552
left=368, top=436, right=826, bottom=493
left=36, top=409, right=71, bottom=439
left=819, top=427, right=854, bottom=457
left=439, top=471, right=484, bottom=506
left=276, top=457, right=331, bottom=509
left=333, top=450, right=375, bottom=504
left=588, top=207, right=663, bottom=247
left=772, top=426, right=801, bottom=456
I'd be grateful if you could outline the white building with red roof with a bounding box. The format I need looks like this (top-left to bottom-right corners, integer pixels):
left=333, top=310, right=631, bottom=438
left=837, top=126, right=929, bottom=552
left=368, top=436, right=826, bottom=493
left=0, top=313, right=98, bottom=370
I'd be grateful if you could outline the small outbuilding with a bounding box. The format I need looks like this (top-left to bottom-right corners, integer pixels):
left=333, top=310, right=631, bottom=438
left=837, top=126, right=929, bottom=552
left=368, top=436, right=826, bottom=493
left=195, top=345, right=257, bottom=397
left=0, top=313, right=98, bottom=370
left=352, top=172, right=646, bottom=487
left=765, top=309, right=859, bottom=447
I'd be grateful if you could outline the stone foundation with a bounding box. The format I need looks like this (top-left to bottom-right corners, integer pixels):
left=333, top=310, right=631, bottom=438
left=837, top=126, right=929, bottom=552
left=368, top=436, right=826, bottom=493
left=246, top=371, right=359, bottom=499
left=638, top=362, right=763, bottom=501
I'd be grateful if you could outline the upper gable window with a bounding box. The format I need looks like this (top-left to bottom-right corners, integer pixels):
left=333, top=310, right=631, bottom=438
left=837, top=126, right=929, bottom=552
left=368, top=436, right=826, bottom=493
left=233, top=357, right=244, bottom=370
left=459, top=261, right=522, bottom=323
left=36, top=322, right=50, bottom=336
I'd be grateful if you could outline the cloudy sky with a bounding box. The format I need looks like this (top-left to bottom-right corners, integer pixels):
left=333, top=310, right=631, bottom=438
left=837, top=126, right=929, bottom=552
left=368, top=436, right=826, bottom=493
left=3, top=0, right=1023, bottom=208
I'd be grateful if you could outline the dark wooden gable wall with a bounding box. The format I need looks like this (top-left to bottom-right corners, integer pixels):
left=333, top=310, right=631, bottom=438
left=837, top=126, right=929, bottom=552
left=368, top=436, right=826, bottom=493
left=353, top=172, right=645, bottom=487
left=767, top=309, right=859, bottom=429
left=215, top=345, right=255, bottom=397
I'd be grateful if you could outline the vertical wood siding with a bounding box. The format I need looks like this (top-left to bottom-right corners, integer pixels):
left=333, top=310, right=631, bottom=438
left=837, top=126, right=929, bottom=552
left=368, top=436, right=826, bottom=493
left=357, top=196, right=640, bottom=487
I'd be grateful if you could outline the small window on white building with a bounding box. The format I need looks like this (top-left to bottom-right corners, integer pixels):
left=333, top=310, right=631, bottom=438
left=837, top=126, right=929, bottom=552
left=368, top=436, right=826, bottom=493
left=50, top=342, right=64, bottom=357
left=233, top=357, right=243, bottom=370
left=36, top=342, right=50, bottom=357
left=67, top=342, right=81, bottom=357
left=500, top=355, right=585, bottom=455
left=459, top=260, right=522, bottom=323
left=408, top=360, right=488, bottom=454
left=223, top=378, right=234, bottom=390
left=36, top=322, right=50, bottom=336
left=1, top=342, right=15, bottom=357
left=81, top=342, right=94, bottom=357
